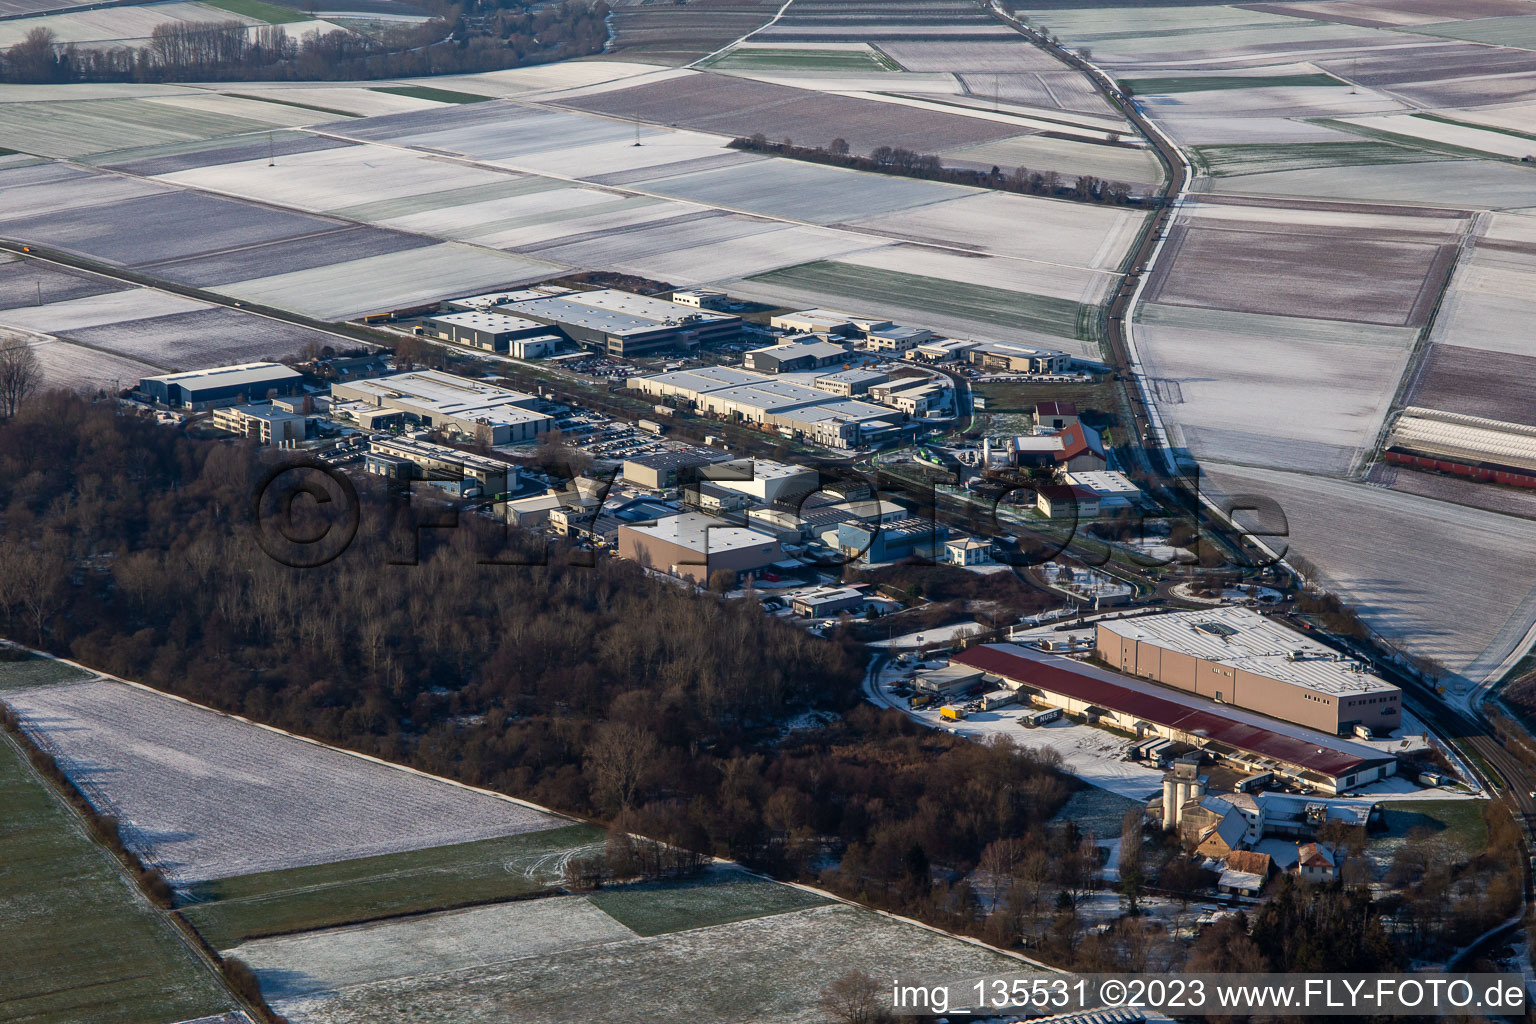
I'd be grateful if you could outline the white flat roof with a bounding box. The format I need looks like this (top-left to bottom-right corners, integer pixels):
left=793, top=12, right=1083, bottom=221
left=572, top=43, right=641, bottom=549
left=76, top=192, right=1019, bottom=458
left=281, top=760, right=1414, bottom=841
left=1099, top=608, right=1398, bottom=698
left=1065, top=470, right=1141, bottom=496
left=144, top=362, right=301, bottom=388
left=638, top=366, right=764, bottom=394
left=371, top=436, right=511, bottom=473
left=623, top=511, right=779, bottom=555
left=339, top=370, right=548, bottom=426
left=430, top=310, right=545, bottom=333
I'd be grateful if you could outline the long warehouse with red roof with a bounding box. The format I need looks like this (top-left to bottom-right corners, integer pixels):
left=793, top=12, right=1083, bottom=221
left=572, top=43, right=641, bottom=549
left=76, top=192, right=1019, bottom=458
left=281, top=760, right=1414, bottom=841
left=951, top=643, right=1397, bottom=795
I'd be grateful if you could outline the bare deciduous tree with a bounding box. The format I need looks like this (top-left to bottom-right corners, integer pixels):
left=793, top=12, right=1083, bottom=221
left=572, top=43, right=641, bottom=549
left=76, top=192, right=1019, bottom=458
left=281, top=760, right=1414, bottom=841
left=584, top=721, right=659, bottom=812
left=0, top=334, right=40, bottom=419
left=819, top=970, right=890, bottom=1024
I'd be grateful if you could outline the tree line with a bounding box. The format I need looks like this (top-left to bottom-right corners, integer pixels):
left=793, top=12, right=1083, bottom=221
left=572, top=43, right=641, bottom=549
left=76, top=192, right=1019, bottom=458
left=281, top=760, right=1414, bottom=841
left=729, top=134, right=1144, bottom=207
left=0, top=0, right=609, bottom=84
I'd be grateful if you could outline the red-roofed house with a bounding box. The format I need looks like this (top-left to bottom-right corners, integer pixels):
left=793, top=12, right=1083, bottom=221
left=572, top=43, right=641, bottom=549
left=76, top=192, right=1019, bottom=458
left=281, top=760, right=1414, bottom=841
left=1034, top=401, right=1080, bottom=430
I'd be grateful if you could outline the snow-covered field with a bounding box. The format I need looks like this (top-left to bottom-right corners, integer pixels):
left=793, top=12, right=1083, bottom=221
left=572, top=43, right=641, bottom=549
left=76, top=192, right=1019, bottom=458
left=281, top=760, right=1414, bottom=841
left=219, top=244, right=560, bottom=320
left=943, top=133, right=1164, bottom=186
left=846, top=190, right=1145, bottom=270
left=231, top=897, right=638, bottom=999
left=0, top=288, right=209, bottom=333
left=252, top=900, right=1038, bottom=1024
left=0, top=678, right=568, bottom=884
left=1202, top=464, right=1536, bottom=684
left=1134, top=302, right=1415, bottom=475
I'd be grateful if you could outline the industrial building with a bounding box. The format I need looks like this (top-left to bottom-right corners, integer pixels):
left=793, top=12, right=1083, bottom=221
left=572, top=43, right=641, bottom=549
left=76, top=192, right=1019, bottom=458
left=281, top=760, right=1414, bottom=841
left=704, top=459, right=820, bottom=504
left=331, top=370, right=554, bottom=445
left=1036, top=484, right=1100, bottom=519
left=953, top=644, right=1397, bottom=794
left=365, top=436, right=514, bottom=497
left=1095, top=608, right=1402, bottom=736
left=497, top=289, right=741, bottom=357
left=791, top=586, right=868, bottom=618
left=745, top=339, right=852, bottom=374
left=1064, top=471, right=1143, bottom=511
left=630, top=367, right=902, bottom=450
left=140, top=362, right=303, bottom=409
left=425, top=310, right=551, bottom=353
left=837, top=517, right=949, bottom=563
left=911, top=338, right=978, bottom=363
left=966, top=342, right=1072, bottom=375
left=209, top=403, right=306, bottom=445
left=622, top=449, right=734, bottom=490
left=769, top=309, right=870, bottom=336
left=616, top=512, right=782, bottom=585
left=813, top=368, right=887, bottom=397
left=869, top=378, right=947, bottom=416
left=864, top=325, right=932, bottom=353
left=670, top=288, right=730, bottom=310
left=1384, top=407, right=1536, bottom=489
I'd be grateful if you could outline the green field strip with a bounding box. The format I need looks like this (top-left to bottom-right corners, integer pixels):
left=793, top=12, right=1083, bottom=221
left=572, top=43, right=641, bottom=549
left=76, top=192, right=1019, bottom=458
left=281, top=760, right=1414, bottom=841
left=1374, top=800, right=1488, bottom=857
left=0, top=731, right=234, bottom=1024
left=1310, top=117, right=1519, bottom=163
left=326, top=175, right=576, bottom=221
left=586, top=871, right=830, bottom=937
left=1122, top=73, right=1345, bottom=94
left=1190, top=141, right=1457, bottom=177
left=747, top=260, right=1092, bottom=340
left=372, top=85, right=495, bottom=105
left=0, top=656, right=94, bottom=690
left=701, top=47, right=902, bottom=73
left=180, top=823, right=603, bottom=948
left=201, top=0, right=309, bottom=23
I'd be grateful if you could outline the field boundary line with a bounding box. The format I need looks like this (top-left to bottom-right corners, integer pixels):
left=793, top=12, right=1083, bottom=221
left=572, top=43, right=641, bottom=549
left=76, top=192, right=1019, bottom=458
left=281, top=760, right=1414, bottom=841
left=687, top=0, right=798, bottom=69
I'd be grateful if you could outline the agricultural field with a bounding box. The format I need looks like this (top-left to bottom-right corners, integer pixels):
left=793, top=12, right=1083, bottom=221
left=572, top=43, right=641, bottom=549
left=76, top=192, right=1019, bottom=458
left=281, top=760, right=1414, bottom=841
left=27, top=338, right=166, bottom=392
left=844, top=189, right=1146, bottom=269
left=1200, top=463, right=1536, bottom=683
left=942, top=133, right=1164, bottom=187
left=1143, top=200, right=1461, bottom=328
left=237, top=891, right=1036, bottom=1024
left=1134, top=303, right=1417, bottom=475
left=641, top=158, right=964, bottom=225
left=1246, top=0, right=1535, bottom=30
left=1190, top=141, right=1454, bottom=177
left=0, top=256, right=128, bottom=309
left=219, top=243, right=560, bottom=319
left=0, top=728, right=236, bottom=1024
left=1371, top=800, right=1489, bottom=861
left=1368, top=462, right=1536, bottom=519
left=604, top=0, right=783, bottom=66
left=1203, top=158, right=1536, bottom=209
left=1400, top=345, right=1536, bottom=428
left=1425, top=214, right=1536, bottom=359
left=552, top=71, right=1027, bottom=158
left=700, top=44, right=903, bottom=73
left=181, top=824, right=606, bottom=948
left=1122, top=74, right=1346, bottom=94
left=60, top=306, right=345, bottom=369
left=0, top=652, right=94, bottom=690
left=0, top=288, right=210, bottom=335
left=1328, top=112, right=1536, bottom=160
left=746, top=259, right=1096, bottom=345
left=1048, top=784, right=1142, bottom=838
left=0, top=677, right=571, bottom=885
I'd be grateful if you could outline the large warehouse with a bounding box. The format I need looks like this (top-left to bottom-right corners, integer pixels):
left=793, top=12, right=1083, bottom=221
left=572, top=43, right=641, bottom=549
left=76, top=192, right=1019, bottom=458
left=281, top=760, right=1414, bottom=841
left=331, top=370, right=554, bottom=445
left=497, top=289, right=742, bottom=357
left=616, top=512, right=782, bottom=585
left=139, top=362, right=303, bottom=409
left=630, top=367, right=902, bottom=450
left=953, top=644, right=1397, bottom=794
left=1095, top=608, right=1402, bottom=736
left=632, top=368, right=903, bottom=448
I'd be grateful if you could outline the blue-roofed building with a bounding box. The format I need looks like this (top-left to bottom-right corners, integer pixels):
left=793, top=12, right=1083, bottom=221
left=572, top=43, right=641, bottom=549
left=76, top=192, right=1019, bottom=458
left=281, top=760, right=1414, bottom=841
left=836, top=517, right=949, bottom=563
left=139, top=362, right=303, bottom=409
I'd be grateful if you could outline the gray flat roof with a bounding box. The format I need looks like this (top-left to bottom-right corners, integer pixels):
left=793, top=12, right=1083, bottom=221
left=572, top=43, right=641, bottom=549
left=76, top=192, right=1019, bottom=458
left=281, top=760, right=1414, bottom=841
left=1099, top=608, right=1399, bottom=698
